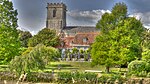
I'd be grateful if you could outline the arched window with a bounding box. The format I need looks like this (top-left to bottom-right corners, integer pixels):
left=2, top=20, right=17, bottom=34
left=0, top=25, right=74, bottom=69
left=53, top=8, right=56, bottom=17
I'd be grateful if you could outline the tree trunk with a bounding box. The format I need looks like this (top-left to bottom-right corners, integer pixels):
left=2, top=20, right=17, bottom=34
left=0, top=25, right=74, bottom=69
left=106, top=66, right=110, bottom=73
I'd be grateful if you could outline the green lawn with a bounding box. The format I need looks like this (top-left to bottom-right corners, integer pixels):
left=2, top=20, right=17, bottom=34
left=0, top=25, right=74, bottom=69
left=44, top=61, right=127, bottom=74
left=0, top=61, right=127, bottom=74
left=43, top=61, right=104, bottom=73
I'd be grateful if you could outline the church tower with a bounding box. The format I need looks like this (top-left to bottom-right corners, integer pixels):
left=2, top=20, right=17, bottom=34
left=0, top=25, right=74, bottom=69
left=46, top=3, right=66, bottom=34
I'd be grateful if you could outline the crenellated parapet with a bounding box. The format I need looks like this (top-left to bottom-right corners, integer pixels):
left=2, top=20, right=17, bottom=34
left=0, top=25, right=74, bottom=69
left=47, top=3, right=66, bottom=8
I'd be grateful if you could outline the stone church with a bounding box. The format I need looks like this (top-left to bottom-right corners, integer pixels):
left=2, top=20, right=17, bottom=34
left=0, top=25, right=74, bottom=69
left=46, top=3, right=99, bottom=50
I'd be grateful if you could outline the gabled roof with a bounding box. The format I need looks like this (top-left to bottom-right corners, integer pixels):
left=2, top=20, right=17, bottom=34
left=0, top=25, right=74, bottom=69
left=73, top=32, right=99, bottom=45
left=63, top=26, right=100, bottom=33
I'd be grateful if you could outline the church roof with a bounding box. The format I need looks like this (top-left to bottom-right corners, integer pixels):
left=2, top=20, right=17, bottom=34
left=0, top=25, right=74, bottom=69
left=63, top=26, right=99, bottom=33
left=73, top=32, right=99, bottom=45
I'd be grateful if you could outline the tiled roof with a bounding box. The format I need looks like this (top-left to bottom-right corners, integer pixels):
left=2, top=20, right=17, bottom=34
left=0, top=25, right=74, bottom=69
left=57, top=26, right=100, bottom=49
left=57, top=32, right=99, bottom=48
left=63, top=26, right=99, bottom=33
left=73, top=32, right=99, bottom=45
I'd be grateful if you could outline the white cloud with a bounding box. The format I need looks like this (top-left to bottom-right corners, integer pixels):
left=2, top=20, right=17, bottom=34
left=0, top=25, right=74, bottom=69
left=68, top=9, right=150, bottom=29
left=67, top=9, right=111, bottom=26
left=17, top=27, right=38, bottom=35
left=129, top=12, right=150, bottom=29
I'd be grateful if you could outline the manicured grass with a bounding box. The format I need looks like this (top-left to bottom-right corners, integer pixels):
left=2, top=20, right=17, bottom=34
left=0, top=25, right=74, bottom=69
left=43, top=62, right=127, bottom=76
left=45, top=61, right=106, bottom=72
left=0, top=61, right=127, bottom=74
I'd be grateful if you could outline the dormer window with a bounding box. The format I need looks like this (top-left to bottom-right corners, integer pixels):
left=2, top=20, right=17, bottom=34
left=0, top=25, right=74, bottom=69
left=83, top=37, right=88, bottom=43
left=53, top=8, right=56, bottom=17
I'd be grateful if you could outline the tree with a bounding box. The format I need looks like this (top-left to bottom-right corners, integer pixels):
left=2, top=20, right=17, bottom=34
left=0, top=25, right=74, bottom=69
left=141, top=29, right=150, bottom=63
left=0, top=0, right=21, bottom=64
left=91, top=2, right=144, bottom=73
left=9, top=44, right=60, bottom=76
left=28, top=28, right=59, bottom=47
left=18, top=30, right=32, bottom=47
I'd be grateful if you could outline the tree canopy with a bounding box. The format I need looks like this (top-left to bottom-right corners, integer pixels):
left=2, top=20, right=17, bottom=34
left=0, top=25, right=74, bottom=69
left=28, top=28, right=60, bottom=47
left=142, top=29, right=150, bottom=63
left=91, top=2, right=144, bottom=73
left=18, top=30, right=32, bottom=47
left=0, top=0, right=21, bottom=64
left=9, top=44, right=60, bottom=76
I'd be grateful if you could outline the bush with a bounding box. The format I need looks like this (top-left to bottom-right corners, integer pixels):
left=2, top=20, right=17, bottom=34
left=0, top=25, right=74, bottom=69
left=97, top=74, right=110, bottom=83
left=0, top=71, right=17, bottom=81
left=145, top=63, right=150, bottom=72
left=128, top=60, right=147, bottom=75
left=97, top=74, right=126, bottom=84
left=0, top=71, right=54, bottom=83
left=147, top=72, right=150, bottom=78
left=138, top=71, right=147, bottom=77
left=9, top=44, right=60, bottom=76
left=26, top=72, right=54, bottom=83
left=57, top=72, right=97, bottom=83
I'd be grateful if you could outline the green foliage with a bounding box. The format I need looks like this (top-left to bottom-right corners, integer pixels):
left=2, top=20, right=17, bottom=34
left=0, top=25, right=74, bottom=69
left=138, top=71, right=147, bottom=77
left=58, top=72, right=72, bottom=80
left=147, top=72, right=150, bottom=78
left=97, top=74, right=126, bottom=84
left=57, top=72, right=97, bottom=83
left=141, top=29, right=150, bottom=49
left=0, top=71, right=54, bottom=82
left=141, top=29, right=150, bottom=74
left=9, top=44, right=60, bottom=76
left=142, top=49, right=150, bottom=63
left=18, top=30, right=32, bottom=47
left=0, top=0, right=21, bottom=64
left=0, top=71, right=17, bottom=81
left=112, top=2, right=127, bottom=18
left=28, top=28, right=59, bottom=47
left=72, top=48, right=78, bottom=54
left=91, top=2, right=144, bottom=73
left=128, top=60, right=149, bottom=76
left=0, top=0, right=18, bottom=28
left=97, top=74, right=109, bottom=83
left=79, top=49, right=84, bottom=54
left=26, top=72, right=54, bottom=83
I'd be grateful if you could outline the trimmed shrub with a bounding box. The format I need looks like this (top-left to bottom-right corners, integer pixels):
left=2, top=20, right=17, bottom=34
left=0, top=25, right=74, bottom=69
left=128, top=60, right=147, bottom=75
left=97, top=74, right=110, bottom=83
left=57, top=72, right=97, bottom=83
left=0, top=71, right=54, bottom=83
left=146, top=63, right=150, bottom=72
left=138, top=71, right=147, bottom=77
left=26, top=72, right=54, bottom=83
left=0, top=71, right=17, bottom=81
left=147, top=72, right=150, bottom=78
left=97, top=74, right=126, bottom=84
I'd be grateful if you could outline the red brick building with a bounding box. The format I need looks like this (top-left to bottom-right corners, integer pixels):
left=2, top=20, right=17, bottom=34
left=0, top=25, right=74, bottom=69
left=46, top=3, right=100, bottom=50
left=57, top=26, right=99, bottom=50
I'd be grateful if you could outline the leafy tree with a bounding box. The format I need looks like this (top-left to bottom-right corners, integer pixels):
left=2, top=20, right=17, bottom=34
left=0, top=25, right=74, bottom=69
left=141, top=29, right=150, bottom=63
left=28, top=28, right=59, bottom=47
left=91, top=2, right=144, bottom=73
left=9, top=44, right=60, bottom=76
left=72, top=48, right=78, bottom=54
left=142, top=49, right=150, bottom=63
left=0, top=0, right=21, bottom=64
left=18, top=30, right=32, bottom=47
left=142, top=29, right=150, bottom=49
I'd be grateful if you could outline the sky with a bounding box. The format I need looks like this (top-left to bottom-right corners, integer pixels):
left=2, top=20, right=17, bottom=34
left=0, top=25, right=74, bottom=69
left=9, top=0, right=150, bottom=35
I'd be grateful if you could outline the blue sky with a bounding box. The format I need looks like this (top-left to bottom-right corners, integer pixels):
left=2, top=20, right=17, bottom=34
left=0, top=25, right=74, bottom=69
left=9, top=0, right=150, bottom=35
